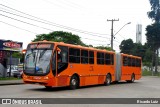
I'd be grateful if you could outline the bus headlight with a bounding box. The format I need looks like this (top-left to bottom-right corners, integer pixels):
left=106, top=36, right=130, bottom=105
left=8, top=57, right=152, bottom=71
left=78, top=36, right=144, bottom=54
left=44, top=76, right=49, bottom=80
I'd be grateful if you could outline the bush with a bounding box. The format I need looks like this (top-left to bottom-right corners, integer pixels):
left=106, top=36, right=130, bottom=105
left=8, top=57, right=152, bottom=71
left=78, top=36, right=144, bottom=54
left=142, top=69, right=160, bottom=76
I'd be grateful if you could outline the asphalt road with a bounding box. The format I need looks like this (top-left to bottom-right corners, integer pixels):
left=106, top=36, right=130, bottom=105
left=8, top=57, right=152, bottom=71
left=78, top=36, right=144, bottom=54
left=0, top=76, right=160, bottom=107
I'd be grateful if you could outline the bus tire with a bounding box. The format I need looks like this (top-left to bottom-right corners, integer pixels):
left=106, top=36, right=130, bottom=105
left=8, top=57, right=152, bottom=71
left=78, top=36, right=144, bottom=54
left=104, top=74, right=111, bottom=86
left=70, top=75, right=79, bottom=90
left=131, top=74, right=135, bottom=83
left=127, top=74, right=135, bottom=83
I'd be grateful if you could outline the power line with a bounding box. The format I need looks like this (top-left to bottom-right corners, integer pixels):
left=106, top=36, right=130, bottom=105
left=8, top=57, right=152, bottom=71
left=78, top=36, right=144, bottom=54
left=0, top=3, right=110, bottom=38
left=0, top=3, right=114, bottom=46
left=0, top=9, right=110, bottom=40
left=0, top=13, right=55, bottom=31
left=113, top=39, right=121, bottom=44
left=0, top=20, right=38, bottom=34
left=81, top=37, right=110, bottom=42
left=0, top=18, right=110, bottom=44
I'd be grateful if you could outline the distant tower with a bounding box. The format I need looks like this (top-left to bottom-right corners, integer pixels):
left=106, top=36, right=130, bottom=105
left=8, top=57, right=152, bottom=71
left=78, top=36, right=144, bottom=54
left=136, top=24, right=142, bottom=44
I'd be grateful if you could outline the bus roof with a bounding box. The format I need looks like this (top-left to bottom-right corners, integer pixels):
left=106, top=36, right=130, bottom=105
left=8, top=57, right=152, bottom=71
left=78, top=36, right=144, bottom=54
left=29, top=41, right=115, bottom=54
left=121, top=53, right=141, bottom=59
left=28, top=41, right=141, bottom=58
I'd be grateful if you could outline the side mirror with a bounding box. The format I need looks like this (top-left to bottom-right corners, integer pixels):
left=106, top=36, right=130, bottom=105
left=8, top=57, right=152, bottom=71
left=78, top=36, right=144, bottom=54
left=56, top=47, right=61, bottom=54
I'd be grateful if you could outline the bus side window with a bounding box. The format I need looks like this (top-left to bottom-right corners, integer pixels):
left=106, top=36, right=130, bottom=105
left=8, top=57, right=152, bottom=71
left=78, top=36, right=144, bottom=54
left=128, top=57, right=132, bottom=66
left=97, top=52, right=104, bottom=65
left=132, top=58, right=136, bottom=67
left=69, top=48, right=80, bottom=63
left=123, top=56, right=128, bottom=66
left=89, top=51, right=94, bottom=64
left=105, top=53, right=110, bottom=65
left=136, top=59, right=141, bottom=67
left=81, top=50, right=88, bottom=64
left=111, top=54, right=114, bottom=65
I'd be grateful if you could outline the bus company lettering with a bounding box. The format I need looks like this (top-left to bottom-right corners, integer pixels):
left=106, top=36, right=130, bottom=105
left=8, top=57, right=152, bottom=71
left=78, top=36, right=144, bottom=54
left=37, top=44, right=51, bottom=49
left=30, top=44, right=51, bottom=49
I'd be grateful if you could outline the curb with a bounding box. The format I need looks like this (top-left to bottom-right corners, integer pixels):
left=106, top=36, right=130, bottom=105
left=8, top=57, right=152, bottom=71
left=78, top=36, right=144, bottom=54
left=0, top=80, right=24, bottom=86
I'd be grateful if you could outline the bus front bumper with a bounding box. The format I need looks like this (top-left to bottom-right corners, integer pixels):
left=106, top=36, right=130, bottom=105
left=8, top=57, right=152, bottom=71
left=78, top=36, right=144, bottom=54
left=23, top=75, right=55, bottom=86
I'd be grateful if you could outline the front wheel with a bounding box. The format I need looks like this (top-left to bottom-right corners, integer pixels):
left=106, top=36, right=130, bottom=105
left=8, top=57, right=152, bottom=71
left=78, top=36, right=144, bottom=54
left=104, top=74, right=111, bottom=86
left=70, top=75, right=79, bottom=90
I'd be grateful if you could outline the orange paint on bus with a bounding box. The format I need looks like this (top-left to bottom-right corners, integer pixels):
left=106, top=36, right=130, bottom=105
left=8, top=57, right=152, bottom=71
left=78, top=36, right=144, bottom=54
left=23, top=41, right=142, bottom=89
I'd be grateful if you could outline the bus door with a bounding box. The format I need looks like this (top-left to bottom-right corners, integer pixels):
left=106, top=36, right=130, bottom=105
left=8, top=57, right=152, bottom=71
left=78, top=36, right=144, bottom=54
left=88, top=51, right=95, bottom=85
left=56, top=46, right=69, bottom=86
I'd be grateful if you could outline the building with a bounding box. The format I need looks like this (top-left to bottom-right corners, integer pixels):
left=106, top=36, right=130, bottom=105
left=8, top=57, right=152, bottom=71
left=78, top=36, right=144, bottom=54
left=136, top=24, right=142, bottom=44
left=0, top=39, right=23, bottom=77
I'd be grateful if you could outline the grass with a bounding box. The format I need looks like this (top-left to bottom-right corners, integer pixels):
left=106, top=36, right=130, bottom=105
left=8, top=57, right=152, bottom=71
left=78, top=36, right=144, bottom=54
left=0, top=77, right=21, bottom=81
left=142, top=69, right=160, bottom=76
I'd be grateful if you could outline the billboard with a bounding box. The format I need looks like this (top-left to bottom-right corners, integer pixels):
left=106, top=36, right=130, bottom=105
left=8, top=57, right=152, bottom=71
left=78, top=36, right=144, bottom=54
left=0, top=39, right=23, bottom=51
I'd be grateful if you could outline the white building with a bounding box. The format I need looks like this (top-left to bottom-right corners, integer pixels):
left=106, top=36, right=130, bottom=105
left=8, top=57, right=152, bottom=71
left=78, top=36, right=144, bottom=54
left=136, top=24, right=142, bottom=44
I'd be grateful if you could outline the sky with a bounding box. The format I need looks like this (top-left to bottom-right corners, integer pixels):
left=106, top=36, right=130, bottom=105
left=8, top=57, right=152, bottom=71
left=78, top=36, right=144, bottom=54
left=0, top=0, right=153, bottom=52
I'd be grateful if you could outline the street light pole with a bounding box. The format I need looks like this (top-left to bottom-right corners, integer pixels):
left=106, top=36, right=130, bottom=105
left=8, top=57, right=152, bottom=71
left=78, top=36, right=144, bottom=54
left=107, top=20, right=131, bottom=50
left=114, top=22, right=131, bottom=37
left=107, top=19, right=119, bottom=50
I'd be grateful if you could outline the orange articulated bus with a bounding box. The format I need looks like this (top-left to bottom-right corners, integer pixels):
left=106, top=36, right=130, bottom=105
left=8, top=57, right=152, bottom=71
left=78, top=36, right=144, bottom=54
left=23, top=41, right=142, bottom=89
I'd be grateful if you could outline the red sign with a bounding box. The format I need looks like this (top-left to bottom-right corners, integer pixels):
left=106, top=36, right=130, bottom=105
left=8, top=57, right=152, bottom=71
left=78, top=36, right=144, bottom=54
left=3, top=42, right=21, bottom=48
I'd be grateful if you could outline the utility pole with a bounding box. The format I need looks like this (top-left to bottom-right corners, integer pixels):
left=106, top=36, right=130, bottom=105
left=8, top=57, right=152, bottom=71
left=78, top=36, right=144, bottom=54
left=107, top=19, right=119, bottom=50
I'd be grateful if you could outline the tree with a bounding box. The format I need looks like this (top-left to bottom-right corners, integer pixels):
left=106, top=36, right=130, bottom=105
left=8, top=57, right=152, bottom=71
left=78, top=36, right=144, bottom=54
left=33, top=31, right=86, bottom=46
left=131, top=43, right=145, bottom=58
left=12, top=52, right=23, bottom=63
left=146, top=23, right=160, bottom=73
left=95, top=46, right=112, bottom=51
left=119, top=39, right=151, bottom=64
left=119, top=39, right=134, bottom=54
left=146, top=0, right=160, bottom=74
left=147, top=0, right=160, bottom=23
left=143, top=48, right=152, bottom=69
left=146, top=23, right=160, bottom=49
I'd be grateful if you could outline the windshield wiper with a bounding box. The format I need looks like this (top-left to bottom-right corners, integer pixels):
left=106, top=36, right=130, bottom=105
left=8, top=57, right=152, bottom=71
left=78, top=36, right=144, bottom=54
left=39, top=49, right=47, bottom=60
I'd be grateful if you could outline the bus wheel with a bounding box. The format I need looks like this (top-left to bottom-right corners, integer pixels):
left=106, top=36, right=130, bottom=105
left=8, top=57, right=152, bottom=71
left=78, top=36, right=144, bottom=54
left=70, top=75, right=79, bottom=90
left=127, top=74, right=135, bottom=83
left=105, top=74, right=111, bottom=86
left=131, top=74, right=135, bottom=83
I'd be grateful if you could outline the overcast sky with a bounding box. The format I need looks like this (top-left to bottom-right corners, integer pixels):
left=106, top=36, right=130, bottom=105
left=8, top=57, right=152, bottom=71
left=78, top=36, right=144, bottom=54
left=0, top=0, right=152, bottom=52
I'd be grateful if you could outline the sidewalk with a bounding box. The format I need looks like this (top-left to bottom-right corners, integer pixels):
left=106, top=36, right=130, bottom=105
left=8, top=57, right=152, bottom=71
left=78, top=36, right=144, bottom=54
left=0, top=79, right=24, bottom=86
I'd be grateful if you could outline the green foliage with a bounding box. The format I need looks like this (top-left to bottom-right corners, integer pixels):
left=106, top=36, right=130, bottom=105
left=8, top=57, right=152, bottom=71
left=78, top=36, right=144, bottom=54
left=33, top=31, right=86, bottom=46
left=146, top=0, right=160, bottom=73
left=119, top=39, right=152, bottom=64
left=12, top=52, right=24, bottom=63
left=142, top=69, right=160, bottom=76
left=147, top=0, right=160, bottom=23
left=142, top=69, right=152, bottom=76
left=131, top=43, right=144, bottom=58
left=12, top=52, right=22, bottom=58
left=146, top=23, right=160, bottom=50
left=143, top=48, right=152, bottom=66
left=94, top=46, right=112, bottom=51
left=0, top=77, right=21, bottom=80
left=119, top=39, right=134, bottom=54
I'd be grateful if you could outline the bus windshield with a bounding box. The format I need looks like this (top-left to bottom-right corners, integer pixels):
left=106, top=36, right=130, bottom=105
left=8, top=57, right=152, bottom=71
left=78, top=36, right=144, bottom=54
left=24, top=43, right=53, bottom=75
